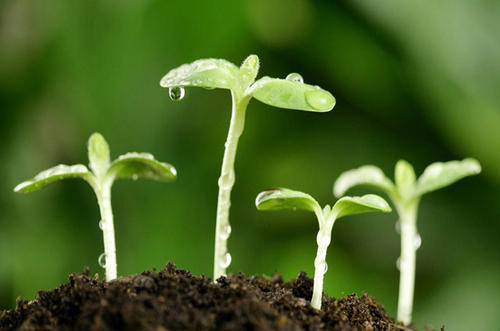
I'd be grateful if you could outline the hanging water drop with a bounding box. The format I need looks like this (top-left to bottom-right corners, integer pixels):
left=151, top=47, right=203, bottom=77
left=132, top=174, right=138, bottom=181
left=169, top=87, right=185, bottom=101
left=396, top=257, right=401, bottom=270
left=414, top=234, right=422, bottom=249
left=98, top=253, right=107, bottom=268
left=323, top=262, right=328, bottom=273
left=99, top=220, right=104, bottom=230
left=220, top=224, right=232, bottom=240
left=220, top=252, right=232, bottom=268
left=286, top=72, right=304, bottom=84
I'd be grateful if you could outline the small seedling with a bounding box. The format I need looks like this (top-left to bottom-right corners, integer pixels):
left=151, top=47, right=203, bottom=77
left=255, top=188, right=391, bottom=309
left=161, top=55, right=336, bottom=280
left=14, top=133, right=177, bottom=281
left=333, top=158, right=481, bottom=325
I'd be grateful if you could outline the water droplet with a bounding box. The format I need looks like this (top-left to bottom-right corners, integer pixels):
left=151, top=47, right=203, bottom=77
left=414, top=234, right=422, bottom=250
left=169, top=87, right=185, bottom=101
left=132, top=174, right=138, bottom=181
left=218, top=170, right=235, bottom=189
left=396, top=257, right=401, bottom=270
left=314, top=261, right=328, bottom=274
left=220, top=252, right=232, bottom=268
left=99, top=220, right=104, bottom=230
left=395, top=221, right=401, bottom=234
left=98, top=253, right=107, bottom=268
left=305, top=90, right=335, bottom=111
left=286, top=73, right=304, bottom=84
left=316, top=233, right=331, bottom=247
left=220, top=224, right=232, bottom=240
left=203, top=86, right=215, bottom=90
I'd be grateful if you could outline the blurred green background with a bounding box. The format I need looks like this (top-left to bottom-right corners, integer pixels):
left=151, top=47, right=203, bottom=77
left=1, top=0, right=499, bottom=329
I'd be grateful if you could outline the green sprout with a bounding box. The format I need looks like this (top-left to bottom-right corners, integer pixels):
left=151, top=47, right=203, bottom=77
left=255, top=188, right=391, bottom=310
left=161, top=55, right=336, bottom=281
left=14, top=133, right=177, bottom=281
left=333, top=158, right=481, bottom=325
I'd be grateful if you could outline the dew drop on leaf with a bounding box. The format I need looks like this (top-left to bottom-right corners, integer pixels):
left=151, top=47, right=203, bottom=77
left=98, top=253, right=107, bottom=268
left=169, top=87, right=185, bottom=101
left=132, top=174, right=138, bottom=181
left=286, top=73, right=304, bottom=84
left=396, top=257, right=401, bottom=270
left=323, top=262, right=328, bottom=273
left=99, top=220, right=104, bottom=230
left=220, top=252, right=232, bottom=268
left=305, top=90, right=335, bottom=111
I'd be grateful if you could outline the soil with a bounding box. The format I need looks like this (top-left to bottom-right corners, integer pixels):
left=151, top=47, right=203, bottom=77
left=0, top=262, right=433, bottom=331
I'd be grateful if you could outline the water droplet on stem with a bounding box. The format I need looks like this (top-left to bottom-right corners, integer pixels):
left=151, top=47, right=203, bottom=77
left=98, top=253, right=107, bottom=268
left=220, top=224, right=232, bottom=240
left=220, top=252, right=232, bottom=268
left=414, top=234, right=422, bottom=250
left=286, top=73, right=304, bottom=83
left=169, top=87, right=185, bottom=101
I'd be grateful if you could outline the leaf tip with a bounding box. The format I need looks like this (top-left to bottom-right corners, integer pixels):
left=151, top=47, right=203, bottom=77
left=13, top=181, right=30, bottom=193
left=255, top=189, right=278, bottom=209
left=464, top=158, right=481, bottom=174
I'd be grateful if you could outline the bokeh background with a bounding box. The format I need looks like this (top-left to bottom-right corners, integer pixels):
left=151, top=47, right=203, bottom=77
left=1, top=0, right=499, bottom=329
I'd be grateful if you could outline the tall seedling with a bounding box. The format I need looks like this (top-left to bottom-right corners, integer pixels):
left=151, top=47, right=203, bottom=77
left=161, top=55, right=336, bottom=280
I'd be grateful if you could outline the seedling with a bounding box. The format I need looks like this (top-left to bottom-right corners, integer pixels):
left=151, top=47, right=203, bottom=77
left=333, top=158, right=481, bottom=325
left=14, top=133, right=177, bottom=281
left=161, top=55, right=336, bottom=280
left=255, top=188, right=391, bottom=309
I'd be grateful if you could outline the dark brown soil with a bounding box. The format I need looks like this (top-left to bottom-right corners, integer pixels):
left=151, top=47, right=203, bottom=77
left=0, top=262, right=411, bottom=331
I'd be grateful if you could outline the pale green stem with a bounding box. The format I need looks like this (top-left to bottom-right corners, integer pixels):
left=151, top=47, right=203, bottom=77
left=93, top=180, right=117, bottom=281
left=213, top=91, right=249, bottom=281
left=311, top=211, right=334, bottom=310
left=397, top=202, right=418, bottom=326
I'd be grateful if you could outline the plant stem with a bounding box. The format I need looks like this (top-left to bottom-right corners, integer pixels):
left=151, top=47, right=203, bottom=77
left=397, top=202, right=418, bottom=326
left=95, top=180, right=117, bottom=281
left=213, top=91, right=249, bottom=281
left=311, top=216, right=333, bottom=310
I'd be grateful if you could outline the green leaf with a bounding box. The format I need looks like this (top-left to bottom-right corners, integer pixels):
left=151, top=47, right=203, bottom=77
left=14, top=164, right=93, bottom=193
left=395, top=160, right=416, bottom=200
left=239, top=54, right=259, bottom=87
left=88, top=133, right=110, bottom=178
left=248, top=77, right=336, bottom=112
left=333, top=165, right=395, bottom=197
left=107, top=153, right=177, bottom=182
left=415, top=158, right=481, bottom=196
left=332, top=194, right=392, bottom=220
left=160, top=58, right=240, bottom=91
left=255, top=188, right=321, bottom=213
